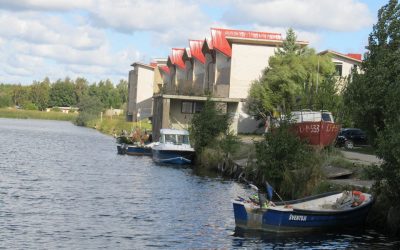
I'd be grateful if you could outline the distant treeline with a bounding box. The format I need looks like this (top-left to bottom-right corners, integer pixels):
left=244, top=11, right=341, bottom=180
left=0, top=77, right=128, bottom=111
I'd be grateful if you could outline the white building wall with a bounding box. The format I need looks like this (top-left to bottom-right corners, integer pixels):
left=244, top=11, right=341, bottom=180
left=331, top=56, right=361, bottom=91
left=193, top=60, right=205, bottom=95
left=136, top=66, right=154, bottom=119
left=229, top=43, right=277, bottom=99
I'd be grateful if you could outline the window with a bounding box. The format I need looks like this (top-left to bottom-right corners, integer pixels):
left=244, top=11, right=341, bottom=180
left=165, top=134, right=176, bottom=144
left=177, top=135, right=189, bottom=145
left=335, top=63, right=343, bottom=77
left=181, top=101, right=193, bottom=113
left=194, top=102, right=204, bottom=113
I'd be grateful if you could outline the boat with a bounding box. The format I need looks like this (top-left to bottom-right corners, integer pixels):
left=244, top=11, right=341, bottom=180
left=290, top=110, right=341, bottom=147
left=117, top=143, right=153, bottom=156
left=116, top=136, right=153, bottom=156
left=233, top=190, right=373, bottom=233
left=152, top=129, right=195, bottom=165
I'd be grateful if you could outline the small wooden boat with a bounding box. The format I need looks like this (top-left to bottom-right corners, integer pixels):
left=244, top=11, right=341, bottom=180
left=152, top=129, right=195, bottom=165
left=291, top=110, right=341, bottom=147
left=233, top=191, right=373, bottom=232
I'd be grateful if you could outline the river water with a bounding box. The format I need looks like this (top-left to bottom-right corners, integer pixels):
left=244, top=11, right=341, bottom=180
left=0, top=118, right=399, bottom=249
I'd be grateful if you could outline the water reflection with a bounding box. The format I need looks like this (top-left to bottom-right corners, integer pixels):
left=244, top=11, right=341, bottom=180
left=0, top=118, right=399, bottom=249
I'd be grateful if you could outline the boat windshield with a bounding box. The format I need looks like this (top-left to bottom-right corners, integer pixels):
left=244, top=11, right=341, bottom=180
left=162, top=134, right=189, bottom=145
left=177, top=135, right=189, bottom=145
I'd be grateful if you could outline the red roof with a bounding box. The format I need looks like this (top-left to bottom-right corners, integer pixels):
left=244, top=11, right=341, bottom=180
left=211, top=28, right=282, bottom=57
left=170, top=48, right=186, bottom=69
left=346, top=53, right=362, bottom=61
left=189, top=40, right=205, bottom=64
left=149, top=62, right=157, bottom=68
left=159, top=65, right=170, bottom=74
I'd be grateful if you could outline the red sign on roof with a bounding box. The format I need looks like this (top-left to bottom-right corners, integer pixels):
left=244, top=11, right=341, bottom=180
left=346, top=53, right=362, bottom=61
left=189, top=40, right=205, bottom=64
left=170, top=48, right=186, bottom=69
left=211, top=28, right=282, bottom=57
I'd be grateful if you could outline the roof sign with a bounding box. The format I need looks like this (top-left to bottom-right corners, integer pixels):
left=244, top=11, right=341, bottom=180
left=211, top=28, right=282, bottom=57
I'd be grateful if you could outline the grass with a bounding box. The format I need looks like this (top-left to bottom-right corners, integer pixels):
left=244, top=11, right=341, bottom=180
left=88, top=115, right=152, bottom=137
left=0, top=108, right=77, bottom=121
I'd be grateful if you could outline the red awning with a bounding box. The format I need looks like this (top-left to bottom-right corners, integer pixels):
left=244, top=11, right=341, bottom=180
left=170, top=48, right=186, bottom=69
left=211, top=28, right=282, bottom=57
left=189, top=40, right=205, bottom=64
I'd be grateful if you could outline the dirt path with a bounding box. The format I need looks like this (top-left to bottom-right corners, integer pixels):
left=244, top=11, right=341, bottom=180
left=340, top=150, right=382, bottom=165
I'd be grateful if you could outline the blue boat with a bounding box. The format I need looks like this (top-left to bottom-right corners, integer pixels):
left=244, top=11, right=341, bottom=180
left=117, top=143, right=153, bottom=156
left=233, top=191, right=373, bottom=232
left=152, top=129, right=195, bottom=165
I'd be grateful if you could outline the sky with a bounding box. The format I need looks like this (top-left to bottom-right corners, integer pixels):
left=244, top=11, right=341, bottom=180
left=0, top=0, right=389, bottom=85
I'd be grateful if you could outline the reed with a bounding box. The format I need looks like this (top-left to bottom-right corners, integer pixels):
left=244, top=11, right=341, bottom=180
left=0, top=108, right=77, bottom=121
left=89, top=115, right=152, bottom=136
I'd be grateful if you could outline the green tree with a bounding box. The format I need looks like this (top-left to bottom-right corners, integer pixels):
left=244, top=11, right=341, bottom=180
left=116, top=79, right=128, bottom=104
left=189, top=99, right=231, bottom=152
left=30, top=78, right=50, bottom=110
left=246, top=29, right=336, bottom=120
left=344, top=0, right=400, bottom=143
left=74, top=77, right=89, bottom=104
left=49, top=78, right=76, bottom=107
left=75, top=95, right=103, bottom=126
left=12, top=84, right=30, bottom=106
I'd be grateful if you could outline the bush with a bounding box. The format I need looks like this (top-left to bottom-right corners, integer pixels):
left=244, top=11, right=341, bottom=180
left=22, top=102, right=38, bottom=110
left=190, top=99, right=230, bottom=152
left=252, top=119, right=322, bottom=199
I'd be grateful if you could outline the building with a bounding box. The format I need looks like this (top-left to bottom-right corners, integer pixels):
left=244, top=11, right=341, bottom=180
left=150, top=27, right=308, bottom=140
left=127, top=27, right=362, bottom=140
left=318, top=50, right=362, bottom=91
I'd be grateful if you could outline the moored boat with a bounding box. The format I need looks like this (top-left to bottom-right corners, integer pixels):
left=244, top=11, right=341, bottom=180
left=117, top=143, right=153, bottom=156
left=291, top=110, right=341, bottom=147
left=152, top=129, right=195, bottom=165
left=233, top=191, right=373, bottom=233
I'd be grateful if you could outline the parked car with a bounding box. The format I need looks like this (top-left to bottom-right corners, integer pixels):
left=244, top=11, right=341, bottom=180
left=335, top=128, right=368, bottom=149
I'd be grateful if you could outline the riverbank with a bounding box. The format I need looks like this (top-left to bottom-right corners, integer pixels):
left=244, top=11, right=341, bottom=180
left=0, top=108, right=151, bottom=137
left=0, top=108, right=77, bottom=121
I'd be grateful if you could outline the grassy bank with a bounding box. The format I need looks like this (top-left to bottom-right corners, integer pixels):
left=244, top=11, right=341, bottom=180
left=86, top=115, right=152, bottom=136
left=0, top=108, right=77, bottom=121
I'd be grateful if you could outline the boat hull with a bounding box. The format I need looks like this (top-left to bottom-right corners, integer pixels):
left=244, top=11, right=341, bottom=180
left=117, top=144, right=152, bottom=156
left=152, top=149, right=195, bottom=165
left=293, top=121, right=341, bottom=147
left=233, top=193, right=373, bottom=232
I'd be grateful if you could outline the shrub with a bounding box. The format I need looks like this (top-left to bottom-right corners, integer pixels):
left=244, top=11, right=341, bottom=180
left=252, top=119, right=322, bottom=199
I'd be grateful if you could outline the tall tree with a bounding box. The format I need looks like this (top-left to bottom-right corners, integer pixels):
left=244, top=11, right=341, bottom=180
left=344, top=0, right=400, bottom=142
left=74, top=77, right=89, bottom=104
left=246, top=29, right=336, bottom=120
left=344, top=0, right=400, bottom=211
left=116, top=79, right=128, bottom=104
left=49, top=78, right=76, bottom=107
left=30, top=78, right=50, bottom=110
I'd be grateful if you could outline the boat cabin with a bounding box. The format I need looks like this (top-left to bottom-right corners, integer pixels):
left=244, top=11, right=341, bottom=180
left=159, top=129, right=191, bottom=146
left=291, top=110, right=334, bottom=123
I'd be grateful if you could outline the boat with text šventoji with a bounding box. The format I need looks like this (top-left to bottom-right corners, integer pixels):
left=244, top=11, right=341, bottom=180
left=152, top=129, right=195, bottom=165
left=291, top=110, right=341, bottom=147
left=233, top=190, right=373, bottom=233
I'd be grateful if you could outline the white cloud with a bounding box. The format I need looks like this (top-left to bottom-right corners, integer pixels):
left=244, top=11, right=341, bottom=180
left=222, top=0, right=373, bottom=32
left=0, top=0, right=93, bottom=11
left=89, top=0, right=209, bottom=33
left=0, top=12, right=105, bottom=50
